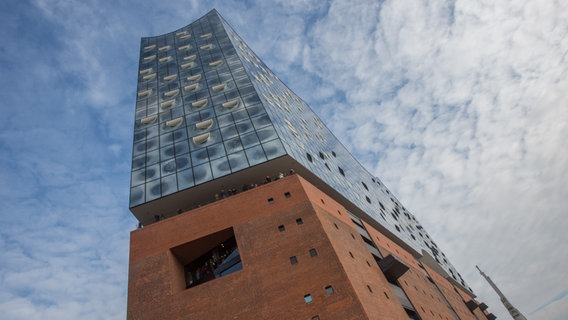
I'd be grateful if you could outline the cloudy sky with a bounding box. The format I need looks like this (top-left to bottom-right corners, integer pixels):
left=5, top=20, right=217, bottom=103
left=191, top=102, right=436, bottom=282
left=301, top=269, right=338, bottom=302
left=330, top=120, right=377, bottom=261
left=1, top=0, right=566, bottom=319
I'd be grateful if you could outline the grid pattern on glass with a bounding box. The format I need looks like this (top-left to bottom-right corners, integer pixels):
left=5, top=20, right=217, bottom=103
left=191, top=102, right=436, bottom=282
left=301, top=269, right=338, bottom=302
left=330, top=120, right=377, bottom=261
left=131, top=11, right=285, bottom=209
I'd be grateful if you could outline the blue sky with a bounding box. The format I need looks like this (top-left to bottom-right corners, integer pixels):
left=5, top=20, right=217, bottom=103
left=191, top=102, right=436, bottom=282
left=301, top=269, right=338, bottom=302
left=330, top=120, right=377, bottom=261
left=1, top=0, right=567, bottom=319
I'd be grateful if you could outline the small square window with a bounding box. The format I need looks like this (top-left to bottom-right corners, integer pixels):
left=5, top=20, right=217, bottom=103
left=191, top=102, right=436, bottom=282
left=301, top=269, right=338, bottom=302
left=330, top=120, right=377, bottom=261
left=309, top=248, right=318, bottom=257
left=290, top=256, right=298, bottom=265
left=284, top=192, right=291, bottom=198
left=278, top=225, right=285, bottom=232
left=304, top=294, right=312, bottom=303
left=325, top=285, right=334, bottom=295
left=268, top=197, right=274, bottom=204
left=296, top=218, right=303, bottom=225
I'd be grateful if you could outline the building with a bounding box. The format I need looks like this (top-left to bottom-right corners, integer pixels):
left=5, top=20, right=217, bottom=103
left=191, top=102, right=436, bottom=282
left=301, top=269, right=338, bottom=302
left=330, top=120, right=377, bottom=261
left=128, top=9, right=495, bottom=319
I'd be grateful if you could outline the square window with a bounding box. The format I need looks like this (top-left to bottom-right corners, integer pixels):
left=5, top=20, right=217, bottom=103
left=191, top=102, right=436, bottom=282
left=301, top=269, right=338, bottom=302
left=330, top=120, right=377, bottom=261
left=267, top=197, right=274, bottom=204
left=296, top=218, right=303, bottom=225
left=304, top=294, right=312, bottom=303
left=278, top=225, right=285, bottom=232
left=309, top=248, right=318, bottom=257
left=325, top=285, right=334, bottom=295
left=290, top=256, right=298, bottom=265
left=284, top=192, right=291, bottom=198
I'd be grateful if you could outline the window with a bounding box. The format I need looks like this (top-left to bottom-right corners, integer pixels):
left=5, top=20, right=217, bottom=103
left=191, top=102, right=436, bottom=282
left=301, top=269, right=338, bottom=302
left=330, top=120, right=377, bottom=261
left=384, top=292, right=389, bottom=299
left=304, top=294, right=313, bottom=303
left=338, top=167, right=345, bottom=176
left=351, top=233, right=355, bottom=239
left=362, top=182, right=368, bottom=190
left=171, top=228, right=242, bottom=289
left=325, top=285, right=334, bottom=295
left=267, top=197, right=274, bottom=204
left=332, top=151, right=336, bottom=157
left=278, top=225, right=285, bottom=232
left=334, top=223, right=339, bottom=229
left=366, top=196, right=371, bottom=204
left=367, top=285, right=373, bottom=293
left=290, top=256, right=298, bottom=265
left=366, top=260, right=371, bottom=267
left=296, top=218, right=303, bottom=225
left=319, top=151, right=325, bottom=159
left=349, top=251, right=354, bottom=258
left=309, top=248, right=318, bottom=257
left=284, top=192, right=291, bottom=198
left=306, top=153, right=313, bottom=162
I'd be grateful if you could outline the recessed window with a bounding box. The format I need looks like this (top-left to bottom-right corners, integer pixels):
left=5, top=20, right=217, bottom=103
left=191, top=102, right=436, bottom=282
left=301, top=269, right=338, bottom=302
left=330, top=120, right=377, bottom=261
left=325, top=285, right=334, bottom=295
left=284, top=192, right=291, bottom=198
left=268, top=197, right=274, bottom=204
left=171, top=228, right=242, bottom=289
left=351, top=233, right=355, bottom=239
left=320, top=199, right=325, bottom=204
left=309, top=248, right=318, bottom=257
left=362, top=182, right=368, bottom=190
left=384, top=292, right=389, bottom=299
left=366, top=260, right=371, bottom=267
left=338, top=167, right=345, bottom=176
left=334, top=223, right=339, bottom=229
left=319, top=152, right=325, bottom=159
left=324, top=163, right=331, bottom=171
left=296, top=218, right=303, bottom=225
left=349, top=251, right=354, bottom=259
left=366, top=196, right=371, bottom=204
left=278, top=225, right=285, bottom=232
left=367, top=285, right=373, bottom=293
left=332, top=151, right=336, bottom=157
left=290, top=256, right=297, bottom=264
left=304, top=294, right=312, bottom=303
left=306, top=153, right=313, bottom=162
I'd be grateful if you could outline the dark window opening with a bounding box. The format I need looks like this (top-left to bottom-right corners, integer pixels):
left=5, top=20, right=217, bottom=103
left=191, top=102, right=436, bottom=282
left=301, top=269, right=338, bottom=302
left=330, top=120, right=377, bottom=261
left=306, top=153, right=313, bottom=162
left=278, top=225, right=285, bottom=232
left=362, top=182, right=368, bottom=190
left=384, top=291, right=390, bottom=299
left=351, top=233, right=355, bottom=239
left=172, top=228, right=242, bottom=289
left=338, top=167, right=345, bottom=176
left=324, top=163, right=331, bottom=171
left=290, top=256, right=298, bottom=264
left=334, top=223, right=339, bottom=229
left=366, top=260, right=371, bottom=267
left=296, top=218, right=303, bottom=225
left=321, top=199, right=325, bottom=204
left=309, top=248, right=318, bottom=257
left=304, top=294, right=312, bottom=303
left=367, top=285, right=373, bottom=293
left=349, top=251, right=354, bottom=258
left=405, top=308, right=421, bottom=320
left=366, top=196, right=371, bottom=204
left=284, top=192, right=291, bottom=198
left=331, top=151, right=336, bottom=157
left=319, top=151, right=325, bottom=159
left=325, top=285, right=334, bottom=295
left=268, top=197, right=274, bottom=204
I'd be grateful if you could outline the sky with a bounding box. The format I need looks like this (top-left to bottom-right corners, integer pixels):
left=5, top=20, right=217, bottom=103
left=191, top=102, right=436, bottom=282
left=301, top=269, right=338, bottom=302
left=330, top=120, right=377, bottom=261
left=0, top=0, right=566, bottom=319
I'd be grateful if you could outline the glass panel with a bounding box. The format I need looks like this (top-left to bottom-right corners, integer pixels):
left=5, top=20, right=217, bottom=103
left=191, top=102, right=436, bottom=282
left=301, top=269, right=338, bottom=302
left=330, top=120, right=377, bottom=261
left=240, top=131, right=260, bottom=148
left=193, top=163, right=213, bottom=185
left=145, top=163, right=160, bottom=181
left=262, top=139, right=286, bottom=160
left=236, top=120, right=253, bottom=135
left=207, top=143, right=226, bottom=160
left=211, top=157, right=231, bottom=178
left=177, top=168, right=194, bottom=189
left=228, top=151, right=248, bottom=172
left=146, top=149, right=160, bottom=166
left=161, top=173, right=178, bottom=196
left=245, top=145, right=267, bottom=166
left=130, top=185, right=145, bottom=207
left=131, top=168, right=146, bottom=187
left=256, top=126, right=277, bottom=142
left=220, top=124, right=238, bottom=140
left=224, top=137, right=243, bottom=154
left=161, top=159, right=177, bottom=176
left=146, top=178, right=162, bottom=201
left=191, top=148, right=209, bottom=166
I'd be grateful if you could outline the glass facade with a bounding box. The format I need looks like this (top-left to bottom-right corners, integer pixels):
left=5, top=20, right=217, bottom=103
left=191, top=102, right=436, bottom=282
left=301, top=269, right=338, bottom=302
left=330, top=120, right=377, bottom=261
left=130, top=10, right=470, bottom=291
